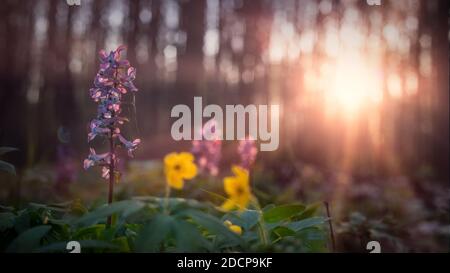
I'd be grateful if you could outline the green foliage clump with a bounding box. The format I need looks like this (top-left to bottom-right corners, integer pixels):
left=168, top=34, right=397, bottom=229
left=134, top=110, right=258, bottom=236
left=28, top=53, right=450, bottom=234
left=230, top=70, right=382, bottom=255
left=0, top=198, right=328, bottom=253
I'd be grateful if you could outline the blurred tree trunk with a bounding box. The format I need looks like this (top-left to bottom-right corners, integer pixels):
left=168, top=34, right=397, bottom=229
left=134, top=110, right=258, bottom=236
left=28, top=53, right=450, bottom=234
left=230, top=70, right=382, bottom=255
left=430, top=0, right=449, bottom=180
left=148, top=0, right=161, bottom=135
left=38, top=0, right=60, bottom=161
left=126, top=0, right=141, bottom=66
left=54, top=5, right=78, bottom=150
left=412, top=1, right=425, bottom=169
left=0, top=0, right=35, bottom=166
left=148, top=0, right=161, bottom=80
left=90, top=0, right=107, bottom=73
left=83, top=0, right=107, bottom=124
left=236, top=0, right=272, bottom=104
left=177, top=0, right=206, bottom=87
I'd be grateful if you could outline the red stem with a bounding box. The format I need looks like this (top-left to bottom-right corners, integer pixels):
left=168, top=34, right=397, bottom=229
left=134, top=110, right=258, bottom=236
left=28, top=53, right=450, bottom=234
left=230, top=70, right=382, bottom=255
left=107, top=130, right=115, bottom=227
left=324, top=201, right=336, bottom=252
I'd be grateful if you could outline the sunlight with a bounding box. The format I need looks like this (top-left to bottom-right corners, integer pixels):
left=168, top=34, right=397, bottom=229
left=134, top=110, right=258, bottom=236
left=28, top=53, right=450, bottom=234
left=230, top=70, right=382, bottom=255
left=325, top=52, right=383, bottom=116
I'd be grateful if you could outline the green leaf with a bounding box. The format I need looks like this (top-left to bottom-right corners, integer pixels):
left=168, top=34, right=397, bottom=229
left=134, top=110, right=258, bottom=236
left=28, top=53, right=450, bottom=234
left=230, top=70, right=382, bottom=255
left=224, top=210, right=260, bottom=231
left=263, top=204, right=306, bottom=223
left=112, top=236, right=131, bottom=252
left=6, top=225, right=51, bottom=253
left=296, top=228, right=328, bottom=252
left=0, top=147, right=18, bottom=156
left=262, top=204, right=276, bottom=212
left=73, top=200, right=144, bottom=226
left=297, top=202, right=322, bottom=220
left=122, top=201, right=146, bottom=218
left=100, top=225, right=117, bottom=241
left=240, top=210, right=261, bottom=230
left=173, top=219, right=211, bottom=252
left=0, top=160, right=16, bottom=175
left=286, top=217, right=327, bottom=232
left=135, top=214, right=174, bottom=252
left=0, top=212, right=15, bottom=231
left=0, top=204, right=15, bottom=211
left=265, top=222, right=282, bottom=231
left=14, top=210, right=31, bottom=234
left=29, top=203, right=68, bottom=212
left=272, top=226, right=296, bottom=238
left=182, top=210, right=240, bottom=244
left=72, top=224, right=105, bottom=239
left=132, top=196, right=211, bottom=211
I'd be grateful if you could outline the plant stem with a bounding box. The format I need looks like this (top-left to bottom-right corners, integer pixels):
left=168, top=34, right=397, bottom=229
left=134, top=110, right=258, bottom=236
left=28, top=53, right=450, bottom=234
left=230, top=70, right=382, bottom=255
left=107, top=130, right=115, bottom=227
left=252, top=197, right=269, bottom=246
left=257, top=221, right=269, bottom=246
left=163, top=184, right=171, bottom=215
left=106, top=68, right=119, bottom=228
left=324, top=201, right=336, bottom=252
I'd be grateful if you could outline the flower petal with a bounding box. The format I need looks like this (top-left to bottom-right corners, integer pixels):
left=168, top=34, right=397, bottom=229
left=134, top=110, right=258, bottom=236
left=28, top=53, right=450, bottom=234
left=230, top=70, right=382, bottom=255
left=164, top=152, right=179, bottom=167
left=179, top=152, right=194, bottom=162
left=224, top=177, right=238, bottom=196
left=236, top=194, right=251, bottom=211
left=182, top=162, right=197, bottom=180
left=232, top=165, right=248, bottom=181
left=220, top=199, right=236, bottom=211
left=229, top=224, right=242, bottom=235
left=167, top=171, right=184, bottom=190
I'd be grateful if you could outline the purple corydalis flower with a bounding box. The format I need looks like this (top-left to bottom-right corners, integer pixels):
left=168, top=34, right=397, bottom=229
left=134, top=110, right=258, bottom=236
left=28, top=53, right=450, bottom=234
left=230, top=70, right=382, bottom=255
left=191, top=120, right=222, bottom=176
left=116, top=134, right=141, bottom=158
left=88, top=119, right=111, bottom=142
left=84, top=45, right=140, bottom=180
left=102, top=166, right=110, bottom=179
left=99, top=45, right=130, bottom=70
left=83, top=148, right=112, bottom=170
left=238, top=137, right=258, bottom=170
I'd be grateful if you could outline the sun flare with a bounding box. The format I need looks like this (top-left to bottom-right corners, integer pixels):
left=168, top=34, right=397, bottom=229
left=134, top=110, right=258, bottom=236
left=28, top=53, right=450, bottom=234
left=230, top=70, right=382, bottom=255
left=325, top=52, right=383, bottom=116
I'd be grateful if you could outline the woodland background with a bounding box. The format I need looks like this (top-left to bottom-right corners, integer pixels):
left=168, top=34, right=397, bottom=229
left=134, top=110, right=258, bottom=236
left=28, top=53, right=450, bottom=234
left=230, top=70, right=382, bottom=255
left=0, top=0, right=448, bottom=252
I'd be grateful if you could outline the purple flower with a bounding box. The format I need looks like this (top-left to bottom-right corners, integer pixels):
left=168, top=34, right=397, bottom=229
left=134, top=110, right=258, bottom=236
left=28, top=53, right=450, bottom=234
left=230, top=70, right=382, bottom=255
left=98, top=45, right=129, bottom=71
left=102, top=166, right=110, bottom=179
left=116, top=133, right=141, bottom=157
left=237, top=137, right=258, bottom=170
left=191, top=120, right=222, bottom=176
left=84, top=45, right=140, bottom=180
left=83, top=148, right=112, bottom=170
left=88, top=119, right=111, bottom=142
left=120, top=67, right=138, bottom=92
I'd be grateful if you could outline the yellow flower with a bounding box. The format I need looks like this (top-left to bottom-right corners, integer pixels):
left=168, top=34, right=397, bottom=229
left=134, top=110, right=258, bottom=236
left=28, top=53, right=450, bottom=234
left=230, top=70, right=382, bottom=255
left=221, top=165, right=252, bottom=211
left=164, top=152, right=198, bottom=190
left=224, top=220, right=242, bottom=235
